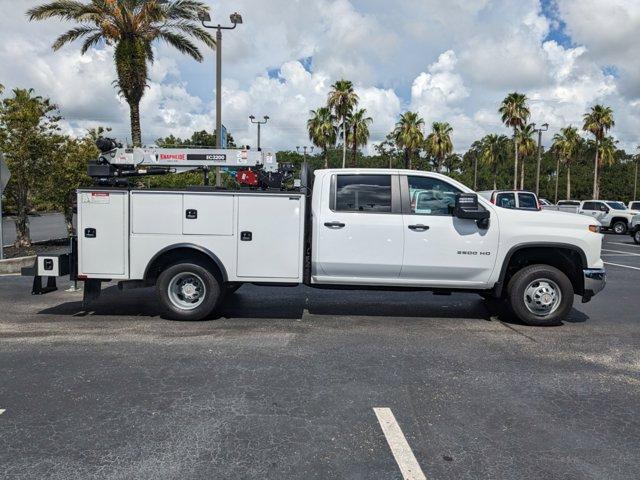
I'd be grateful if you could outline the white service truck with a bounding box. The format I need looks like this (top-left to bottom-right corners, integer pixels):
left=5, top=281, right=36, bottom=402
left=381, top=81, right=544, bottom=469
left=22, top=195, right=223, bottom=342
left=27, top=145, right=607, bottom=327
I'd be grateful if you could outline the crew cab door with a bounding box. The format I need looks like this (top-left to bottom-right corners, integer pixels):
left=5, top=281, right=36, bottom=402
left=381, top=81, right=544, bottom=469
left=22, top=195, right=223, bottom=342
left=581, top=201, right=608, bottom=223
left=314, top=173, right=404, bottom=279
left=399, top=175, right=499, bottom=286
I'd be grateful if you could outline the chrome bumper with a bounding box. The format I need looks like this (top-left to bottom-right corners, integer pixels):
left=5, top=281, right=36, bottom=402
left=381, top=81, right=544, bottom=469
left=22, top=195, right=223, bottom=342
left=582, top=268, right=606, bottom=302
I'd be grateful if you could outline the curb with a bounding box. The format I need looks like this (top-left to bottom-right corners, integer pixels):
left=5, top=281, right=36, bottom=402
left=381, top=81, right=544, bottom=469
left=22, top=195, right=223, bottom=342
left=0, top=255, right=36, bottom=275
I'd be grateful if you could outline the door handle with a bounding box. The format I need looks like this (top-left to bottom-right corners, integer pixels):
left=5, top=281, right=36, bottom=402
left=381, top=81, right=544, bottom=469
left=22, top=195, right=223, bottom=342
left=408, top=224, right=430, bottom=231
left=324, top=221, right=345, bottom=229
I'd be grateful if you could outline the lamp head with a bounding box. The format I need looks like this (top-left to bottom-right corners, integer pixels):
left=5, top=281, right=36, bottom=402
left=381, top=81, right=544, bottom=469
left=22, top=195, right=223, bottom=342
left=230, top=12, right=243, bottom=24
left=198, top=10, right=211, bottom=22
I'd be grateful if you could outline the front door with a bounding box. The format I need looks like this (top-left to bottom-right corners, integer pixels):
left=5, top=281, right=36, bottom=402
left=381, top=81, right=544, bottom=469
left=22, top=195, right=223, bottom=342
left=314, top=173, right=404, bottom=280
left=399, top=175, right=499, bottom=286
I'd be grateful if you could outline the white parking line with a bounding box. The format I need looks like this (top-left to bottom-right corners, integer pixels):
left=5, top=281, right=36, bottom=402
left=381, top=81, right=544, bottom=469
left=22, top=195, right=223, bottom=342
left=604, top=262, right=640, bottom=271
left=603, top=248, right=640, bottom=257
left=373, top=407, right=427, bottom=480
left=0, top=409, right=5, bottom=415
left=608, top=242, right=638, bottom=248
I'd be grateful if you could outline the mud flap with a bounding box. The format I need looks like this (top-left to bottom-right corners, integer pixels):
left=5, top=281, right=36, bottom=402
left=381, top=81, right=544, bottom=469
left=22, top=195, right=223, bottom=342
left=82, top=279, right=102, bottom=308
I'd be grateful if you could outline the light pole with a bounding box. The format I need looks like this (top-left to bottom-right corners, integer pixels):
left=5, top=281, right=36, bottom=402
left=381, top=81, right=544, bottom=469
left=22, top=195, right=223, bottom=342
left=634, top=146, right=639, bottom=201
left=249, top=115, right=269, bottom=150
left=533, top=122, right=549, bottom=196
left=296, top=146, right=314, bottom=160
left=199, top=9, right=243, bottom=187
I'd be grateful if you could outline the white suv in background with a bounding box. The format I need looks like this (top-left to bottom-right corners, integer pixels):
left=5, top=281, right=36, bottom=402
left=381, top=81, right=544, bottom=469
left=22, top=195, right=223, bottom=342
left=578, top=200, right=637, bottom=234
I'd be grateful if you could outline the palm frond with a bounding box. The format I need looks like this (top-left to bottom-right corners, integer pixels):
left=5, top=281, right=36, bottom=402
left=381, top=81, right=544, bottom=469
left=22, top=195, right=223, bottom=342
left=165, top=0, right=210, bottom=21
left=158, top=31, right=203, bottom=61
left=52, top=26, right=100, bottom=50
left=27, top=0, right=104, bottom=21
left=80, top=31, right=105, bottom=53
left=163, top=21, right=216, bottom=49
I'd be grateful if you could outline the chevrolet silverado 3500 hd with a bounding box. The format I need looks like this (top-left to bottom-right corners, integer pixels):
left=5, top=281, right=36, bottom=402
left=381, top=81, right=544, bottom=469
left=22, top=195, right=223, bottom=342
left=27, top=167, right=606, bottom=326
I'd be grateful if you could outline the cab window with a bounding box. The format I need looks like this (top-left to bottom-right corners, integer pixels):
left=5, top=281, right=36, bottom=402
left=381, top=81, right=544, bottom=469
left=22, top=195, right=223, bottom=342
left=518, top=193, right=538, bottom=210
left=495, top=192, right=516, bottom=209
left=407, top=176, right=460, bottom=215
left=334, top=174, right=392, bottom=212
left=631, top=202, right=640, bottom=210
left=582, top=202, right=597, bottom=210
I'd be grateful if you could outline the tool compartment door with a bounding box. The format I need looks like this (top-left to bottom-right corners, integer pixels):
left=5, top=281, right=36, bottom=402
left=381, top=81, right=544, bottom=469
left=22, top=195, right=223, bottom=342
left=236, top=195, right=303, bottom=279
left=183, top=194, right=234, bottom=235
left=78, top=191, right=128, bottom=277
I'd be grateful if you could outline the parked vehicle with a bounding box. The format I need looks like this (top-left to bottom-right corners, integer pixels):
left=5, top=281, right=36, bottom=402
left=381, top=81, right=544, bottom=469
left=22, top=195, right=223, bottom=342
left=25, top=145, right=607, bottom=326
left=578, top=200, right=637, bottom=234
left=629, top=201, right=640, bottom=211
left=478, top=190, right=540, bottom=211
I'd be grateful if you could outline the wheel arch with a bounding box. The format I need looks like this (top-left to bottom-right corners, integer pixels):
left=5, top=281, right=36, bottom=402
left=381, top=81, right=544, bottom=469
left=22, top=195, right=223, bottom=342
left=495, top=243, right=587, bottom=297
left=143, top=244, right=228, bottom=285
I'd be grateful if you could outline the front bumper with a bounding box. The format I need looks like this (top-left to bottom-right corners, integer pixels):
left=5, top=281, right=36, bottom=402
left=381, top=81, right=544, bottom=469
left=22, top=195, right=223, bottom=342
left=582, top=268, right=606, bottom=302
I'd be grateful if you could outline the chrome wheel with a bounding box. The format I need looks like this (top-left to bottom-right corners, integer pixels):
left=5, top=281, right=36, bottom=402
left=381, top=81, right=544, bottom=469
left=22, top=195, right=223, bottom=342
left=523, top=278, right=561, bottom=317
left=634, top=230, right=640, bottom=244
left=167, top=272, right=206, bottom=310
left=613, top=222, right=626, bottom=234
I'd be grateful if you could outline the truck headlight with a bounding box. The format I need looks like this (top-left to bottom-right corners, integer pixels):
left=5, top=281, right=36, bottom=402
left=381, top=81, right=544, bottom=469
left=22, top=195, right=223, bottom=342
left=588, top=225, right=601, bottom=233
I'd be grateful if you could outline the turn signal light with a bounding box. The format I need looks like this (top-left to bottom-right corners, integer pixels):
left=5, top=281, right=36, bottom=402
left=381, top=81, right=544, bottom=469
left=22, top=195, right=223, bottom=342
left=588, top=225, right=601, bottom=233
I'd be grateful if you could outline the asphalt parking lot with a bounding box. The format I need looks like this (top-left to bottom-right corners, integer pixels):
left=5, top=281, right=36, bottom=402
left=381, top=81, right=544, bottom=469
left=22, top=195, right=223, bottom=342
left=1, top=234, right=639, bottom=479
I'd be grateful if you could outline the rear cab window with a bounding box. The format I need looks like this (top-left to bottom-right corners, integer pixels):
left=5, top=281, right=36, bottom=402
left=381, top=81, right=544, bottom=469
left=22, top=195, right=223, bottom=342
left=333, top=174, right=392, bottom=212
left=518, top=193, right=538, bottom=210
left=582, top=202, right=597, bottom=210
left=630, top=202, right=640, bottom=210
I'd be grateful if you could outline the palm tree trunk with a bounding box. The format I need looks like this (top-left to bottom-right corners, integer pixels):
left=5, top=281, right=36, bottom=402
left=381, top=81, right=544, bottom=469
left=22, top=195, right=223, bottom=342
left=566, top=165, right=571, bottom=200
left=554, top=156, right=559, bottom=203
left=130, top=100, right=142, bottom=147
left=351, top=125, right=357, bottom=168
left=341, top=118, right=346, bottom=168
left=520, top=156, right=525, bottom=190
left=493, top=163, right=498, bottom=190
left=14, top=184, right=31, bottom=248
left=593, top=140, right=599, bottom=199
left=323, top=146, right=328, bottom=169
left=513, top=128, right=519, bottom=190
left=404, top=149, right=410, bottom=169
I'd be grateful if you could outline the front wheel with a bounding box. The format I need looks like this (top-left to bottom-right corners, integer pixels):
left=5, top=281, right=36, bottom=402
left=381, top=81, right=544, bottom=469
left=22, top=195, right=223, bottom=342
left=633, top=229, right=640, bottom=245
left=157, top=262, right=221, bottom=321
left=507, top=265, right=574, bottom=326
left=612, top=221, right=628, bottom=235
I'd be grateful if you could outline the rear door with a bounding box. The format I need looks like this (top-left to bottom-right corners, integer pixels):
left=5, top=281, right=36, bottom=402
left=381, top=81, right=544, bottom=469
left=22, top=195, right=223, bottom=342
left=517, top=192, right=539, bottom=210
left=400, top=175, right=499, bottom=285
left=314, top=173, right=404, bottom=279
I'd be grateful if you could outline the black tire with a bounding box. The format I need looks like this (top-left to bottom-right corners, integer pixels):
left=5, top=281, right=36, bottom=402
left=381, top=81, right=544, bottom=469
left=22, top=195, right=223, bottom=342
left=157, top=262, right=221, bottom=321
left=478, top=292, right=494, bottom=300
left=507, top=264, right=574, bottom=326
left=612, top=220, right=627, bottom=235
left=633, top=229, right=640, bottom=245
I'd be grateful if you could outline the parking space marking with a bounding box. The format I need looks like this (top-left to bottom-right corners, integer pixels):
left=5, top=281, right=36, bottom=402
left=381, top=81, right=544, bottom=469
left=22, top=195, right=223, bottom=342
left=373, top=407, right=427, bottom=480
left=608, top=242, right=638, bottom=248
left=603, top=248, right=640, bottom=257
left=604, top=262, right=640, bottom=271
left=0, top=409, right=5, bottom=415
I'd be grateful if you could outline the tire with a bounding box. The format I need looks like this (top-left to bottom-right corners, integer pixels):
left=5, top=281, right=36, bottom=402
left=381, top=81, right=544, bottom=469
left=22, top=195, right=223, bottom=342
left=507, top=264, right=574, bottom=326
left=634, top=229, right=640, bottom=245
left=157, top=262, right=221, bottom=321
left=478, top=292, right=494, bottom=300
left=612, top=220, right=627, bottom=235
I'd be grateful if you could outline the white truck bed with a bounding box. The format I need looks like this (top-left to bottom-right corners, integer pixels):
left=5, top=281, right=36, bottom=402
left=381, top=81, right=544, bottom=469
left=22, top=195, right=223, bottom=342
left=77, top=188, right=306, bottom=283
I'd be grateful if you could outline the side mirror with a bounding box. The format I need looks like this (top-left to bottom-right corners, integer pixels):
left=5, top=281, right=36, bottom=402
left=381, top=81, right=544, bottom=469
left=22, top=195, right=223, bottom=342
left=454, top=193, right=490, bottom=228
left=599, top=205, right=609, bottom=212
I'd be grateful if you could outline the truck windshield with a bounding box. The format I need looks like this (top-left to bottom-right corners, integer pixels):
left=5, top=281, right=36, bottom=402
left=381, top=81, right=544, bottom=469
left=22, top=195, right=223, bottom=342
left=606, top=202, right=626, bottom=210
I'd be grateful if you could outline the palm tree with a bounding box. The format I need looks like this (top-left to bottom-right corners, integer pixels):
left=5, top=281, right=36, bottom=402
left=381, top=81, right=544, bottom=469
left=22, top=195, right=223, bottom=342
left=346, top=108, right=372, bottom=167
left=552, top=126, right=582, bottom=199
left=307, top=107, right=337, bottom=168
left=392, top=112, right=424, bottom=169
left=479, top=134, right=510, bottom=190
left=28, top=0, right=215, bottom=147
left=583, top=104, right=615, bottom=199
left=516, top=123, right=537, bottom=190
left=499, top=92, right=530, bottom=189
left=424, top=122, right=454, bottom=173
left=327, top=79, right=359, bottom=168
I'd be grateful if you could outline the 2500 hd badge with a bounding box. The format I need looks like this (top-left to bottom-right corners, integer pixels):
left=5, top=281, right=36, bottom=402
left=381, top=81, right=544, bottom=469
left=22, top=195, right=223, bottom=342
left=457, top=250, right=491, bottom=256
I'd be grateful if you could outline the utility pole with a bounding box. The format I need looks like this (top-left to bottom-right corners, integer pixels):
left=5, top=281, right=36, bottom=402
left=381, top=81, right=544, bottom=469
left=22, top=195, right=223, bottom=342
left=199, top=9, right=243, bottom=187
left=635, top=147, right=639, bottom=201
left=533, top=123, right=549, bottom=196
left=249, top=115, right=269, bottom=150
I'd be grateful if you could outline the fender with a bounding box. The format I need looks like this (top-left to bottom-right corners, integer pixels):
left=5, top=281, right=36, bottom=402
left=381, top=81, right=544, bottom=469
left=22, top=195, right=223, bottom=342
left=143, top=243, right=228, bottom=282
left=494, top=242, right=588, bottom=297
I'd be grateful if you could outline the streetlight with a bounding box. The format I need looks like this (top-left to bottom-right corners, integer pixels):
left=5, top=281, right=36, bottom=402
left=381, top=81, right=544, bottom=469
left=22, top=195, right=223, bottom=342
left=198, top=8, right=243, bottom=186
left=249, top=115, right=269, bottom=150
left=533, top=122, right=549, bottom=196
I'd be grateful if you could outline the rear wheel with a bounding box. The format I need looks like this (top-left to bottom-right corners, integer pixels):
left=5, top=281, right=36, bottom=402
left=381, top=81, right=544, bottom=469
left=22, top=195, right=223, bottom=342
left=634, top=229, right=640, bottom=245
left=612, top=220, right=627, bottom=235
left=157, top=262, right=221, bottom=321
left=507, top=264, right=574, bottom=326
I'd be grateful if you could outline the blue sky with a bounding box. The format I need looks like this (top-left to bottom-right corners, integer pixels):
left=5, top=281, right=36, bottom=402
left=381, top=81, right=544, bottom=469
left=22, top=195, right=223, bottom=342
left=0, top=0, right=638, bottom=151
